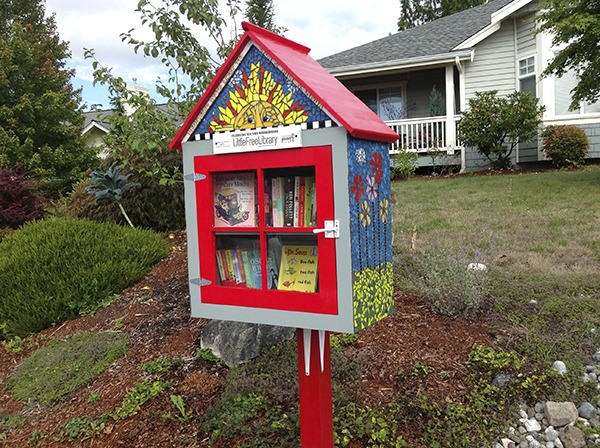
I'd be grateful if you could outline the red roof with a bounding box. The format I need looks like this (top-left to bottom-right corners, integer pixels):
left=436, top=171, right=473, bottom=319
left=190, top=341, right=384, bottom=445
left=170, top=22, right=398, bottom=150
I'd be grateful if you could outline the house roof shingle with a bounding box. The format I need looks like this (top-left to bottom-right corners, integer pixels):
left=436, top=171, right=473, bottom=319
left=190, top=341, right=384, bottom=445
left=318, top=0, right=515, bottom=72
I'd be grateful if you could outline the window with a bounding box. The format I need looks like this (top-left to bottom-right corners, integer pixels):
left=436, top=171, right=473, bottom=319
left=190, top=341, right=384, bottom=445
left=518, top=56, right=536, bottom=98
left=355, top=85, right=406, bottom=121
left=554, top=67, right=600, bottom=116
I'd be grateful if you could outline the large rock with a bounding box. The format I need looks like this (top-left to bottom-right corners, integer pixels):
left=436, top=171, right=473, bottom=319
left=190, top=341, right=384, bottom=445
left=559, top=425, right=586, bottom=448
left=200, top=320, right=295, bottom=367
left=545, top=402, right=579, bottom=427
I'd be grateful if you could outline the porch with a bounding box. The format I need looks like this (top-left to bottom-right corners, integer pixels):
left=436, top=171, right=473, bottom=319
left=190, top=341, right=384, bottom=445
left=386, top=115, right=463, bottom=155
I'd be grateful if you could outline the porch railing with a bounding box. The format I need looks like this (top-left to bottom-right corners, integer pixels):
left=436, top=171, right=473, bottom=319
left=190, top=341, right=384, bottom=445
left=386, top=115, right=462, bottom=153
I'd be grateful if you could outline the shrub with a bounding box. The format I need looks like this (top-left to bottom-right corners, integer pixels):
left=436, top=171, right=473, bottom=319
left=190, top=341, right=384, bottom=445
left=0, top=218, right=170, bottom=339
left=390, top=149, right=418, bottom=180
left=0, top=169, right=45, bottom=229
left=542, top=125, right=589, bottom=169
left=458, top=90, right=544, bottom=169
left=64, top=150, right=185, bottom=231
left=394, top=247, right=489, bottom=317
left=6, top=331, right=127, bottom=404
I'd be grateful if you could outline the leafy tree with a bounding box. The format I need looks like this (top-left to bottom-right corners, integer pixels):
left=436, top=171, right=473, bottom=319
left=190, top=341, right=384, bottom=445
left=536, top=0, right=600, bottom=110
left=458, top=90, right=545, bottom=169
left=398, top=0, right=488, bottom=30
left=0, top=0, right=97, bottom=195
left=84, top=0, right=245, bottom=185
left=245, top=0, right=287, bottom=34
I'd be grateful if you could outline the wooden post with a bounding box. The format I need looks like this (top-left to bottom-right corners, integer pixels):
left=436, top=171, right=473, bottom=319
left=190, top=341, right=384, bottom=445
left=297, top=328, right=333, bottom=448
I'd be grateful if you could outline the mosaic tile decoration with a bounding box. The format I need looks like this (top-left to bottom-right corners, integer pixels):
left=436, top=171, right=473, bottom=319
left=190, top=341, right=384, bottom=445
left=191, top=45, right=332, bottom=137
left=347, top=137, right=394, bottom=331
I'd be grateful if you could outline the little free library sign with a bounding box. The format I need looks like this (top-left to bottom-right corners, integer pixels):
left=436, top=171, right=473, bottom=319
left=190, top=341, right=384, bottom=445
left=213, top=125, right=303, bottom=154
left=171, top=21, right=399, bottom=448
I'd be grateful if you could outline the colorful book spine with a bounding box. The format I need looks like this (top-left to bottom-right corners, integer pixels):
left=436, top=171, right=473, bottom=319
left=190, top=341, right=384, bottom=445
left=297, top=176, right=305, bottom=227
left=216, top=250, right=227, bottom=285
left=240, top=250, right=254, bottom=289
left=283, top=176, right=295, bottom=227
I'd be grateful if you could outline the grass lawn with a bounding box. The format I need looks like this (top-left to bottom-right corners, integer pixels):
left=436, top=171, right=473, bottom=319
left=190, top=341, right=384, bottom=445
left=392, top=166, right=600, bottom=370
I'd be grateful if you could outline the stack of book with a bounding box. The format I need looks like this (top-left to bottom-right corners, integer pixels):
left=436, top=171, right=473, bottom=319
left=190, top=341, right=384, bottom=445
left=268, top=175, right=316, bottom=227
left=216, top=249, right=262, bottom=288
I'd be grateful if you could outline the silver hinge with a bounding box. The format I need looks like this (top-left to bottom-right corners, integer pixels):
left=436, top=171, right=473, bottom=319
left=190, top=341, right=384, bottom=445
left=312, top=220, right=339, bottom=239
left=184, top=173, right=206, bottom=182
left=190, top=277, right=212, bottom=287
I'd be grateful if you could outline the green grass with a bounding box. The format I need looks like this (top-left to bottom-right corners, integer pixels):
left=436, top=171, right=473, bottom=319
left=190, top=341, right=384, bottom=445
left=392, top=166, right=600, bottom=366
left=6, top=331, right=127, bottom=405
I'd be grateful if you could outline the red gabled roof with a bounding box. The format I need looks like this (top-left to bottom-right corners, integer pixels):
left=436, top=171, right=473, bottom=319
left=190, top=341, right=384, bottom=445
left=170, top=22, right=398, bottom=150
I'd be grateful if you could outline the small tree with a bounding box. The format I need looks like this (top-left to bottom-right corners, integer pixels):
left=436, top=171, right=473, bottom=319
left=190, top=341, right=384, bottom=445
left=458, top=90, right=545, bottom=169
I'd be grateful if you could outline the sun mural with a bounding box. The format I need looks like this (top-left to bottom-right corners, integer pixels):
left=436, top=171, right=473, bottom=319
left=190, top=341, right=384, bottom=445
left=208, top=62, right=309, bottom=132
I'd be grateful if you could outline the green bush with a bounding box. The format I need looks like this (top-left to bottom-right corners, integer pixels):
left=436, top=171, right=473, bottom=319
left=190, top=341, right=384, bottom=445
left=64, top=150, right=185, bottom=231
left=394, top=247, right=489, bottom=317
left=390, top=149, right=418, bottom=180
left=0, top=218, right=170, bottom=339
left=6, top=331, right=127, bottom=404
left=542, top=124, right=589, bottom=169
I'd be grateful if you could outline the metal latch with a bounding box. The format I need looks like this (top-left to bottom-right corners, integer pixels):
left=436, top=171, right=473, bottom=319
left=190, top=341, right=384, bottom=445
left=184, top=173, right=206, bottom=182
left=312, top=220, right=339, bottom=239
left=190, top=277, right=211, bottom=286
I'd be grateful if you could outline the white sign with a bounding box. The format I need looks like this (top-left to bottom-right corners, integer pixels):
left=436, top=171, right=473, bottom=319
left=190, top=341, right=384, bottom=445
left=213, top=125, right=302, bottom=154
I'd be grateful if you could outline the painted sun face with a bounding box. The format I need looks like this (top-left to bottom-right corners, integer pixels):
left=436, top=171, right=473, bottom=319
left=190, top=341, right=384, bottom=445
left=209, top=62, right=308, bottom=132
left=233, top=100, right=285, bottom=129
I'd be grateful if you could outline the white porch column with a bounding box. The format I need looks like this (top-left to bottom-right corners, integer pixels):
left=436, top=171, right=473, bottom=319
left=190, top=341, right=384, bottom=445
left=445, top=64, right=456, bottom=151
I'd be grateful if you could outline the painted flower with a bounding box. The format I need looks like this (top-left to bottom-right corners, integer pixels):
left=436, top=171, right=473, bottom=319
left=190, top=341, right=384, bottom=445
left=359, top=200, right=371, bottom=227
left=356, top=147, right=366, bottom=164
left=370, top=152, right=383, bottom=184
left=351, top=174, right=364, bottom=201
left=379, top=198, right=390, bottom=223
left=366, top=175, right=378, bottom=201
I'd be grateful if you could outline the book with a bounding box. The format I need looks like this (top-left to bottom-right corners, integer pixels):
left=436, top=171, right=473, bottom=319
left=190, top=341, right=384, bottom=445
left=295, top=176, right=305, bottom=227
left=277, top=245, right=318, bottom=293
left=304, top=176, right=314, bottom=227
left=213, top=172, right=256, bottom=227
left=283, top=176, right=295, bottom=227
left=216, top=250, right=227, bottom=285
left=271, top=177, right=282, bottom=227
left=224, top=250, right=237, bottom=286
left=242, top=250, right=262, bottom=289
left=263, top=178, right=272, bottom=227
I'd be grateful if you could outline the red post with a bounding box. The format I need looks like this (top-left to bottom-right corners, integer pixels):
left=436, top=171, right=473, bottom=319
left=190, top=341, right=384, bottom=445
left=297, top=328, right=333, bottom=448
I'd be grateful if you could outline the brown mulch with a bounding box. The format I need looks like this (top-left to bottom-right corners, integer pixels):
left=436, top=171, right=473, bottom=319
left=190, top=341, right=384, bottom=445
left=0, top=231, right=498, bottom=447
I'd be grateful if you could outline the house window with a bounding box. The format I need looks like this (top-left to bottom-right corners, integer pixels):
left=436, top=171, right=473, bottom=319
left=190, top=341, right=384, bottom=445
left=518, top=56, right=536, bottom=98
left=355, top=86, right=406, bottom=121
left=554, top=67, right=600, bottom=116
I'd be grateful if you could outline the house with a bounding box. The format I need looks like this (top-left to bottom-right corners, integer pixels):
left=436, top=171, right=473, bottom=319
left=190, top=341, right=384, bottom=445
left=82, top=109, right=111, bottom=156
left=318, top=0, right=600, bottom=172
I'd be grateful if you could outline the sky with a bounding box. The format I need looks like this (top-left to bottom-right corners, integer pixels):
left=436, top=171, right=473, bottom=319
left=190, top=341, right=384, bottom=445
left=44, top=0, right=401, bottom=111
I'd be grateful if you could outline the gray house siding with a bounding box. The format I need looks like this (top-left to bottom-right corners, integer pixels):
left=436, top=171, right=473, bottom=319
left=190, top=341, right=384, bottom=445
left=579, top=124, right=600, bottom=159
left=516, top=14, right=536, bottom=56
left=464, top=20, right=516, bottom=101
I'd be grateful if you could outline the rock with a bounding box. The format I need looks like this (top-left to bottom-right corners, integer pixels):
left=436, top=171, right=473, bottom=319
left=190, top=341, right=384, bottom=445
left=552, top=361, right=568, bottom=375
left=467, top=262, right=487, bottom=271
left=545, top=426, right=559, bottom=442
left=592, top=351, right=600, bottom=363
left=524, top=418, right=542, bottom=432
left=559, top=425, right=586, bottom=448
left=200, top=320, right=294, bottom=367
left=545, top=402, right=579, bottom=427
left=579, top=401, right=597, bottom=420
left=590, top=417, right=600, bottom=428
left=493, top=373, right=517, bottom=388
left=500, top=438, right=516, bottom=448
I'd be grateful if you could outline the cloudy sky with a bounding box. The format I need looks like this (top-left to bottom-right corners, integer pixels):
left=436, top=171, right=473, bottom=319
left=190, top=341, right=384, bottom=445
left=44, top=0, right=401, bottom=110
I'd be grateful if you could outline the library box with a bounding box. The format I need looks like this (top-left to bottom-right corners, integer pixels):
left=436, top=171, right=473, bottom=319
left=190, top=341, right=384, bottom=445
left=171, top=22, right=398, bottom=333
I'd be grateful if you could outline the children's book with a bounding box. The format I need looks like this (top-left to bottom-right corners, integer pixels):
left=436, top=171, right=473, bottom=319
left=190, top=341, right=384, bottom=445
left=277, top=245, right=318, bottom=293
left=213, top=172, right=256, bottom=227
left=242, top=250, right=262, bottom=289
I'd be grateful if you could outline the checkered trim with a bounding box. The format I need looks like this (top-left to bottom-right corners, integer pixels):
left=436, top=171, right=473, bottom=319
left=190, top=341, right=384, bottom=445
left=191, top=120, right=336, bottom=141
